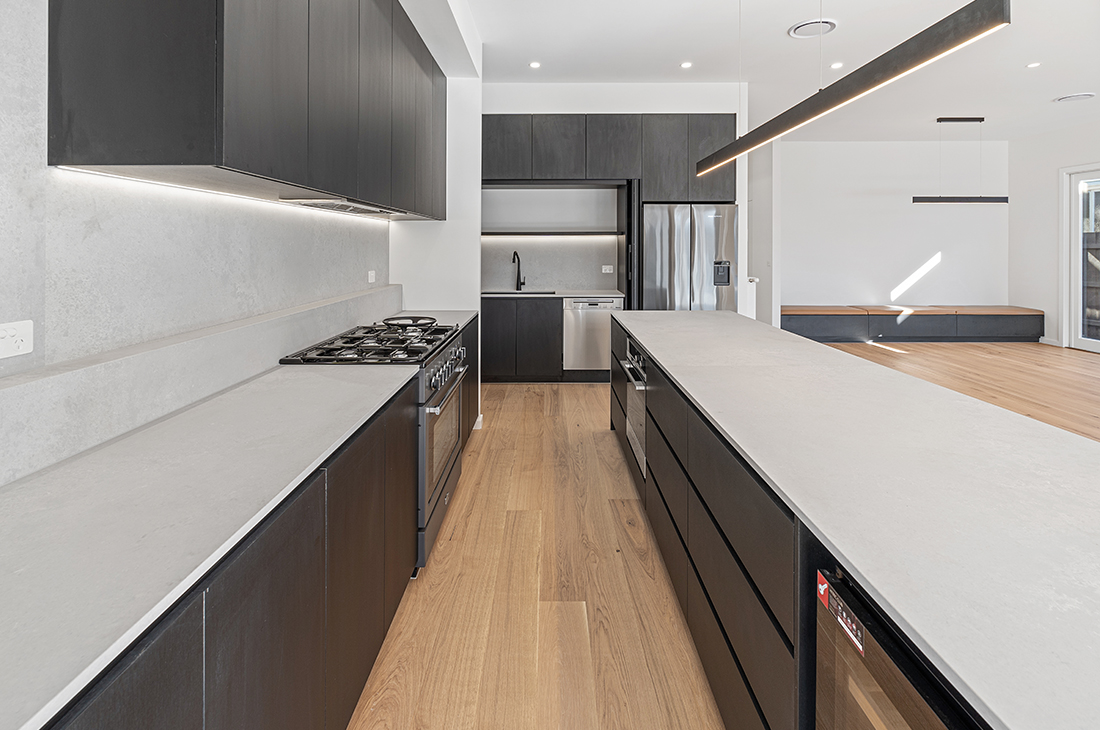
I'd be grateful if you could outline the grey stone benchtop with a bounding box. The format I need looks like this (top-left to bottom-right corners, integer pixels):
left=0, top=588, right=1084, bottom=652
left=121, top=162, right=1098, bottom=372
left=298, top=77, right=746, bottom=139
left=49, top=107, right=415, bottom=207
left=480, top=289, right=624, bottom=298
left=613, top=311, right=1100, bottom=730
left=0, top=309, right=477, bottom=730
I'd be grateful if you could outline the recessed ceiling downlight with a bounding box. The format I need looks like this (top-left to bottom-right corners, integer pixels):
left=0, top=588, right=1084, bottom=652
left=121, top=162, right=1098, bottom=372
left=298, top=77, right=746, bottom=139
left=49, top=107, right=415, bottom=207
left=529, top=61, right=541, bottom=69
left=1054, top=92, right=1095, bottom=102
left=681, top=62, right=693, bottom=69
left=788, top=19, right=837, bottom=39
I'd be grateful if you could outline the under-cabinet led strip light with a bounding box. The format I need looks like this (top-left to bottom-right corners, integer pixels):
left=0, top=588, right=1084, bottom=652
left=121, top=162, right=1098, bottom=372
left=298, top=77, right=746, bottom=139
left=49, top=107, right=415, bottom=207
left=696, top=0, right=1010, bottom=176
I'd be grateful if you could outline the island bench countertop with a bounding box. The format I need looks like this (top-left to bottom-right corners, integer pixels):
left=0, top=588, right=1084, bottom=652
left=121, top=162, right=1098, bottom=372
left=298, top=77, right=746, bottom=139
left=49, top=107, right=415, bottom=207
left=613, top=310, right=1100, bottom=730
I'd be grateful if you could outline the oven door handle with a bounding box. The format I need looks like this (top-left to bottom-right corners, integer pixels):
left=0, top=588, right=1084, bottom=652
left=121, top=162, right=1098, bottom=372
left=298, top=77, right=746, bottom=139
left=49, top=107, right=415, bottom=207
left=424, top=366, right=467, bottom=415
left=620, top=360, right=646, bottom=391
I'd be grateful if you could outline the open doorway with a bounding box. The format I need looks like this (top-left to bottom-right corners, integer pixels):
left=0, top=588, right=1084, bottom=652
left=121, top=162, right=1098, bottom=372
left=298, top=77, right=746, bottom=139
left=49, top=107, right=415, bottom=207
left=1069, top=172, right=1100, bottom=353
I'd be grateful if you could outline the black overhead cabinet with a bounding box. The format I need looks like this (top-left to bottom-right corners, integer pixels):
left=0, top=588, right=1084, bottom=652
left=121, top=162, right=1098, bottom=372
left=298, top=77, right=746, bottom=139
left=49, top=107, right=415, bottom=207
left=483, top=113, right=735, bottom=200
left=49, top=0, right=446, bottom=220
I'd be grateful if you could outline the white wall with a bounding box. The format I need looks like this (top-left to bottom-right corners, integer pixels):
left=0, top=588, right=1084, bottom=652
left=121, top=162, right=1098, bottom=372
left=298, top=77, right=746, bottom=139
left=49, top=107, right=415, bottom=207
left=390, top=77, right=484, bottom=311
left=780, top=141, right=1010, bottom=306
left=483, top=82, right=744, bottom=114
left=1008, top=120, right=1100, bottom=345
left=748, top=144, right=782, bottom=325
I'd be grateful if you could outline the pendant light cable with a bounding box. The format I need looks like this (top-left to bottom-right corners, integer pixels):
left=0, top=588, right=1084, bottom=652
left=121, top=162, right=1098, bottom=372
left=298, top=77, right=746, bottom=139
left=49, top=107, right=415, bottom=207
left=819, top=0, right=824, bottom=90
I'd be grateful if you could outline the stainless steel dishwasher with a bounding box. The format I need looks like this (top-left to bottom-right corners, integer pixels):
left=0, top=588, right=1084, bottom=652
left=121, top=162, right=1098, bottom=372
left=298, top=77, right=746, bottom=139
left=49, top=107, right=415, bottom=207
left=562, top=297, right=624, bottom=370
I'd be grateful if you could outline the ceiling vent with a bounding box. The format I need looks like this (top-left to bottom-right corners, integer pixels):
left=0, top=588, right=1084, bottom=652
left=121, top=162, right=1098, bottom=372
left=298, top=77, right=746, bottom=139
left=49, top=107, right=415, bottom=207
left=788, top=19, right=838, bottom=39
left=1054, top=93, right=1096, bottom=103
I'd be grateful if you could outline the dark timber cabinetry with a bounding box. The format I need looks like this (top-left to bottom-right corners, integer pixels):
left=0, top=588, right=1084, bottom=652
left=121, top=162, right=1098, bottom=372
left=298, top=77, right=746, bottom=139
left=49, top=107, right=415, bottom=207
left=51, top=381, right=422, bottom=730
left=483, top=113, right=735, bottom=201
left=49, top=0, right=446, bottom=219
left=610, top=320, right=798, bottom=730
left=481, top=297, right=563, bottom=382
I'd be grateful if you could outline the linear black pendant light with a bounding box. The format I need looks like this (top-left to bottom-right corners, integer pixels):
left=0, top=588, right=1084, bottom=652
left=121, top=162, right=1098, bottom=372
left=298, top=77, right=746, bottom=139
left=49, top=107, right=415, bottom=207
left=913, top=117, right=1008, bottom=203
left=696, top=0, right=1010, bottom=176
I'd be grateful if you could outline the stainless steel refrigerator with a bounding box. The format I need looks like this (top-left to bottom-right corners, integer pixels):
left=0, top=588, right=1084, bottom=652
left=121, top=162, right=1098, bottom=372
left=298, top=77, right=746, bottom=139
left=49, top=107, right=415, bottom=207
left=641, top=204, right=737, bottom=311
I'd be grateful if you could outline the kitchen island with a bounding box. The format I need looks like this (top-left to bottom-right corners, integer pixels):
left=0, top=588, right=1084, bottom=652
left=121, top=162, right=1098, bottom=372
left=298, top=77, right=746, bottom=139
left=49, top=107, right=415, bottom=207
left=614, top=311, right=1100, bottom=730
left=0, top=310, right=476, bottom=730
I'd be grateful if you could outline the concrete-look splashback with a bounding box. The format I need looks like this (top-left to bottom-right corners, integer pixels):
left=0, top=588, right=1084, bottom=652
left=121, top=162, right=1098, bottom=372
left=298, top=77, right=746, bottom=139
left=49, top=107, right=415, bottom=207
left=481, top=236, right=620, bottom=292
left=0, top=1, right=391, bottom=382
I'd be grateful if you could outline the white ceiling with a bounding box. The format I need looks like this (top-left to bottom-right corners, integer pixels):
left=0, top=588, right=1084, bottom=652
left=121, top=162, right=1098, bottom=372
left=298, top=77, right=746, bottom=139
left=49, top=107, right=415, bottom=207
left=464, top=0, right=1100, bottom=141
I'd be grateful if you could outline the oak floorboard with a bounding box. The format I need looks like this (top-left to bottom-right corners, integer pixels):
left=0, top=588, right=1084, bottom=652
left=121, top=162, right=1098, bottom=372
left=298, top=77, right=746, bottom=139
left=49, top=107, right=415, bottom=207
left=830, top=342, right=1100, bottom=443
left=349, top=383, right=720, bottom=730
left=537, top=601, right=600, bottom=730
left=475, top=510, right=543, bottom=730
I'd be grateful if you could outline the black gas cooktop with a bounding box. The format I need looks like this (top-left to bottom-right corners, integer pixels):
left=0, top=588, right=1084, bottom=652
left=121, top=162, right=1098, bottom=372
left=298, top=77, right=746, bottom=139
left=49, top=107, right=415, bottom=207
left=280, top=316, right=457, bottom=365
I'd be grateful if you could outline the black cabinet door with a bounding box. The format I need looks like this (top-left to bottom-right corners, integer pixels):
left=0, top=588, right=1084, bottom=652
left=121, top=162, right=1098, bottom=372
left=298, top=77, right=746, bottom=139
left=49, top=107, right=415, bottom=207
left=532, top=114, right=586, bottom=180
left=221, top=0, right=309, bottom=184
left=390, top=2, right=418, bottom=211
left=645, top=472, right=688, bottom=616
left=689, top=114, right=737, bottom=203
left=308, top=0, right=359, bottom=198
left=385, top=379, right=419, bottom=629
left=587, top=114, right=642, bottom=179
left=325, top=415, right=387, bottom=730
left=205, top=473, right=326, bottom=730
left=482, top=298, right=517, bottom=381
left=357, top=0, right=393, bottom=206
left=482, top=115, right=532, bottom=180
left=641, top=114, right=689, bottom=202
left=432, top=60, right=447, bottom=219
left=413, top=31, right=434, bottom=217
left=54, top=595, right=203, bottom=730
left=516, top=297, right=563, bottom=381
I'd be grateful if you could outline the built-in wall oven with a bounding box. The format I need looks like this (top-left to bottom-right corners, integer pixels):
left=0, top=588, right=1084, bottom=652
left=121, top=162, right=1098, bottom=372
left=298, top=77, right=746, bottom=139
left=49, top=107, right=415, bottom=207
left=816, top=569, right=988, bottom=730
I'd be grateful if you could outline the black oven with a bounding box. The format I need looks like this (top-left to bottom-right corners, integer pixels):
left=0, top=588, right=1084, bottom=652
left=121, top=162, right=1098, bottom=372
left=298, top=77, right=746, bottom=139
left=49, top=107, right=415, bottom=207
left=417, top=346, right=466, bottom=567
left=816, top=569, right=988, bottom=730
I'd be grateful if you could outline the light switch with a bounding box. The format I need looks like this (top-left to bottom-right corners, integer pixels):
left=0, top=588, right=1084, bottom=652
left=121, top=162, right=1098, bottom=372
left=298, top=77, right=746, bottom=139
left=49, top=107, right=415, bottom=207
left=368, top=270, right=376, bottom=283
left=602, top=265, right=614, bottom=274
left=0, top=320, right=33, bottom=360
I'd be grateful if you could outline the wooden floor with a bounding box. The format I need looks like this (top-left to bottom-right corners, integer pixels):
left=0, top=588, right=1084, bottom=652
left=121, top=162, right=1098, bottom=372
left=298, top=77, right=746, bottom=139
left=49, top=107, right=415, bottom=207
left=349, top=383, right=724, bottom=730
left=830, top=342, right=1100, bottom=443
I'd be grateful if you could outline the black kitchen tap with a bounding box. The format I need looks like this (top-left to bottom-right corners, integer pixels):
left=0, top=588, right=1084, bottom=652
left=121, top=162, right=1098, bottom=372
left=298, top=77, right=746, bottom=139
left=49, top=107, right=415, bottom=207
left=512, top=250, right=526, bottom=291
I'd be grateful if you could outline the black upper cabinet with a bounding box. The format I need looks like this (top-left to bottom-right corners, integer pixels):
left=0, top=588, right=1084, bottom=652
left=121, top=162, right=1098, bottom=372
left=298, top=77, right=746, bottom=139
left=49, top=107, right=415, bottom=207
left=308, top=0, right=360, bottom=197
left=532, top=115, right=586, bottom=180
left=587, top=114, right=642, bottom=180
left=221, top=0, right=310, bottom=183
left=414, top=30, right=435, bottom=217
left=48, top=0, right=218, bottom=166
left=432, top=61, right=448, bottom=219
left=53, top=595, right=204, bottom=730
left=482, top=115, right=532, bottom=180
left=205, top=473, right=326, bottom=730
left=49, top=0, right=445, bottom=219
left=325, top=416, right=387, bottom=730
left=689, top=114, right=737, bottom=202
left=357, top=0, right=393, bottom=206
left=390, top=2, right=419, bottom=212
left=642, top=114, right=690, bottom=202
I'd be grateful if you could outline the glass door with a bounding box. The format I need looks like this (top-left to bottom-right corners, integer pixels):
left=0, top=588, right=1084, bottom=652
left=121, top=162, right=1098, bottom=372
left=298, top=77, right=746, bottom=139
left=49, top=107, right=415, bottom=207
left=1070, top=175, right=1100, bottom=353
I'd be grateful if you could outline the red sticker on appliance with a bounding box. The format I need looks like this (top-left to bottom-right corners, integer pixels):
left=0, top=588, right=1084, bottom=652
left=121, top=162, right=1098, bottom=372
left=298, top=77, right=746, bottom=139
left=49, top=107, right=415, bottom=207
left=817, top=571, right=830, bottom=607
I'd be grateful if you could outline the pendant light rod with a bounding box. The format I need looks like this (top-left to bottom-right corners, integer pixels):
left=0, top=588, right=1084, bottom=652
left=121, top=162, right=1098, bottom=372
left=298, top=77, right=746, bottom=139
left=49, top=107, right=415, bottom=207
left=697, top=0, right=1010, bottom=176
left=913, top=196, right=1008, bottom=203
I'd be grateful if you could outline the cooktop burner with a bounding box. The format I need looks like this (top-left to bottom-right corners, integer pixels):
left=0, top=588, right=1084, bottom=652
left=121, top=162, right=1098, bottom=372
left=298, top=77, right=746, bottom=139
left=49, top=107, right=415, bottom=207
left=280, top=318, right=457, bottom=365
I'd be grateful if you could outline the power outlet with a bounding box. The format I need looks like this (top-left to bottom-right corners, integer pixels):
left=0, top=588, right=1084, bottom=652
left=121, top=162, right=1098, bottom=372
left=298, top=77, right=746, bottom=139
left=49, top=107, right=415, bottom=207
left=0, top=320, right=34, bottom=360
left=368, top=270, right=376, bottom=283
left=602, top=265, right=614, bottom=274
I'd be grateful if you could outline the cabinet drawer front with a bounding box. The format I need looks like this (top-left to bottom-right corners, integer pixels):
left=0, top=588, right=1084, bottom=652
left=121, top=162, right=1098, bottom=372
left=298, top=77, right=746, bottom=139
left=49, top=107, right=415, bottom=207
left=645, top=363, right=688, bottom=463
left=869, top=314, right=956, bottom=339
left=611, top=387, right=629, bottom=464
left=646, top=412, right=687, bottom=533
left=611, top=355, right=628, bottom=412
left=689, top=489, right=795, bottom=730
left=686, top=566, right=767, bottom=730
left=611, top=318, right=627, bottom=362
left=687, top=414, right=795, bottom=640
left=646, top=472, right=688, bottom=615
